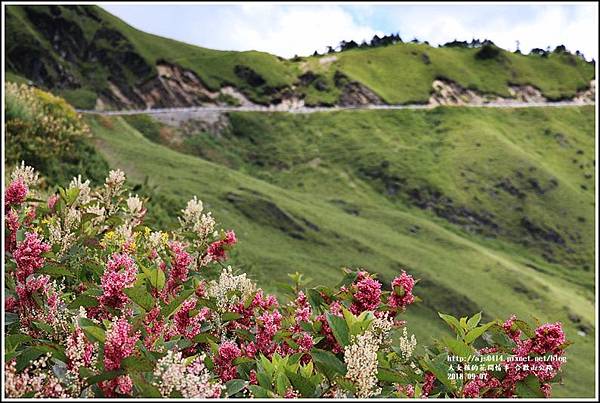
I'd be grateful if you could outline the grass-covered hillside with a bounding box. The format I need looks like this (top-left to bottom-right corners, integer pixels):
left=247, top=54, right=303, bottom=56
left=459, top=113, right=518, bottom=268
left=83, top=106, right=595, bottom=397
left=5, top=5, right=595, bottom=109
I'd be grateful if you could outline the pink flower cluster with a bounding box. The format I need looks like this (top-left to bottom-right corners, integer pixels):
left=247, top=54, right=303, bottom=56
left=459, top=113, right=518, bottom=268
left=164, top=241, right=192, bottom=296
left=173, top=298, right=210, bottom=339
left=5, top=209, right=20, bottom=253
left=292, top=291, right=312, bottom=332
left=47, top=194, right=59, bottom=211
left=215, top=341, right=242, bottom=381
left=396, top=384, right=415, bottom=397
left=14, top=275, right=52, bottom=329
left=254, top=309, right=283, bottom=357
left=388, top=271, right=415, bottom=311
left=421, top=372, right=436, bottom=397
left=99, top=253, right=137, bottom=309
left=5, top=179, right=28, bottom=207
left=143, top=307, right=163, bottom=349
left=492, top=316, right=567, bottom=397
left=350, top=271, right=382, bottom=314
left=206, top=230, right=237, bottom=262
left=462, top=373, right=501, bottom=398
left=13, top=232, right=50, bottom=283
left=101, top=318, right=140, bottom=396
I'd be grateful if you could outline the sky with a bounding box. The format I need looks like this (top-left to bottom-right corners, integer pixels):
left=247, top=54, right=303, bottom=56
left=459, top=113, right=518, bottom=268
left=101, top=2, right=599, bottom=60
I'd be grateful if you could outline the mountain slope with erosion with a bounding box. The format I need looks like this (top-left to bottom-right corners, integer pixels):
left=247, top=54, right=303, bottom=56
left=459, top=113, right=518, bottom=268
left=5, top=5, right=595, bottom=109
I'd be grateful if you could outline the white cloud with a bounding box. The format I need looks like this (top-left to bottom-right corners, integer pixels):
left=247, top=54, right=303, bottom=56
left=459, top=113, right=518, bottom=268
left=102, top=4, right=598, bottom=60
left=388, top=4, right=598, bottom=60
left=213, top=5, right=382, bottom=57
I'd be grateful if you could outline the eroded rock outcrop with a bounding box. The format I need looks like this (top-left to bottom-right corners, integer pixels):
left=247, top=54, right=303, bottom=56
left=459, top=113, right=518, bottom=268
left=428, top=78, right=595, bottom=106
left=334, top=71, right=384, bottom=106
left=97, top=62, right=258, bottom=110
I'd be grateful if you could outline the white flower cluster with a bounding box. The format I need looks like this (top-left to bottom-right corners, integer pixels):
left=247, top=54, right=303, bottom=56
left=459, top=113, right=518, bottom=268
left=69, top=175, right=92, bottom=205
left=124, top=194, right=146, bottom=229
left=398, top=327, right=418, bottom=360
left=178, top=196, right=216, bottom=242
left=152, top=350, right=223, bottom=398
left=12, top=161, right=40, bottom=187
left=344, top=331, right=382, bottom=398
left=343, top=313, right=397, bottom=398
left=207, top=266, right=256, bottom=312
left=5, top=354, right=68, bottom=398
left=105, top=169, right=126, bottom=191
left=64, top=326, right=98, bottom=396
left=371, top=312, right=394, bottom=345
left=85, top=203, right=106, bottom=226
left=97, top=169, right=127, bottom=216
left=48, top=206, right=81, bottom=257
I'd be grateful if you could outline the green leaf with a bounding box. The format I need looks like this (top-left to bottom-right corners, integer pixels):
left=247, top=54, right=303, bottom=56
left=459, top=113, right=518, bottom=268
left=248, top=385, right=273, bottom=398
left=443, top=336, right=473, bottom=358
left=141, top=265, right=165, bottom=290
left=86, top=370, right=125, bottom=385
left=326, top=313, right=350, bottom=347
left=131, top=373, right=162, bottom=397
left=35, top=343, right=67, bottom=363
left=124, top=285, right=155, bottom=311
left=82, top=325, right=106, bottom=344
left=16, top=228, right=26, bottom=243
left=333, top=376, right=357, bottom=394
left=464, top=321, right=496, bottom=344
left=466, top=312, right=482, bottom=329
left=310, top=349, right=346, bottom=380
left=16, top=347, right=46, bottom=371
left=438, top=312, right=464, bottom=337
left=121, top=356, right=155, bottom=372
left=79, top=367, right=94, bottom=379
left=225, top=379, right=248, bottom=397
left=68, top=294, right=99, bottom=309
left=515, top=374, right=544, bottom=397
left=482, top=324, right=515, bottom=348
left=5, top=334, right=33, bottom=351
left=222, top=312, right=243, bottom=322
left=161, top=289, right=194, bottom=318
left=275, top=373, right=292, bottom=396
left=4, top=312, right=19, bottom=326
left=32, top=321, right=54, bottom=334
left=257, top=371, right=272, bottom=390
left=38, top=265, right=75, bottom=278
left=377, top=367, right=405, bottom=383
left=335, top=269, right=358, bottom=289
left=513, top=319, right=535, bottom=338
left=306, top=289, right=325, bottom=313
left=65, top=187, right=80, bottom=205
left=286, top=370, right=315, bottom=397
left=420, top=353, right=458, bottom=392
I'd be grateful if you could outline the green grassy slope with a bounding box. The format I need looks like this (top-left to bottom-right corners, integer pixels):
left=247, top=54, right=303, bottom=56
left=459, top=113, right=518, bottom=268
left=5, top=5, right=595, bottom=108
left=87, top=107, right=595, bottom=397
left=144, top=107, right=596, bottom=279
left=5, top=5, right=298, bottom=106
left=328, top=44, right=594, bottom=104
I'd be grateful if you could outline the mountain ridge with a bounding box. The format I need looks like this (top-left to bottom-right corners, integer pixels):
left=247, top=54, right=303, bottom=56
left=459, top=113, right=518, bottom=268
left=6, top=5, right=596, bottom=109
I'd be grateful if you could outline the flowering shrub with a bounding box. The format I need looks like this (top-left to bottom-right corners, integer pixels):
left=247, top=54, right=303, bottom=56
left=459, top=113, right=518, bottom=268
left=5, top=83, right=108, bottom=187
left=4, top=163, right=571, bottom=398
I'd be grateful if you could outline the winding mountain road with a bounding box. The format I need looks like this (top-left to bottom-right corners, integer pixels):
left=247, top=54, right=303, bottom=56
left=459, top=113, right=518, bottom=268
left=76, top=99, right=595, bottom=116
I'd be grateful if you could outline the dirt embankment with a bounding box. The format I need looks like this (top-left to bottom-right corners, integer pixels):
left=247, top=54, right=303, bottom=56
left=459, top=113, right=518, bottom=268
left=428, top=79, right=595, bottom=106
